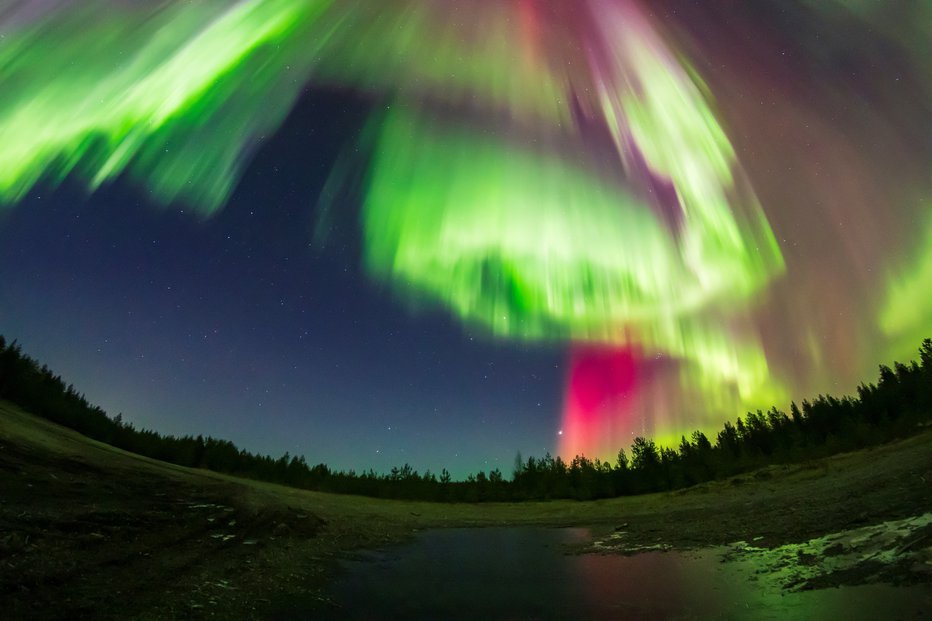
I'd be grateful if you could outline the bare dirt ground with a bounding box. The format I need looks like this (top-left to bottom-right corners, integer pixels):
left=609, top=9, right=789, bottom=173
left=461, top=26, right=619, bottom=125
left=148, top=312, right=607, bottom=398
left=1, top=401, right=930, bottom=619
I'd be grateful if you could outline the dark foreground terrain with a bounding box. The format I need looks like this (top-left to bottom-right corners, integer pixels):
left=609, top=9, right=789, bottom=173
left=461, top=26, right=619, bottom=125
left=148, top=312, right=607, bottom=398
left=1, top=401, right=930, bottom=619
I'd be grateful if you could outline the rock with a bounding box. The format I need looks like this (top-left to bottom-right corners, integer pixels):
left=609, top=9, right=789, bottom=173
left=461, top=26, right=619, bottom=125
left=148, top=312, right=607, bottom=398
left=0, top=532, right=26, bottom=552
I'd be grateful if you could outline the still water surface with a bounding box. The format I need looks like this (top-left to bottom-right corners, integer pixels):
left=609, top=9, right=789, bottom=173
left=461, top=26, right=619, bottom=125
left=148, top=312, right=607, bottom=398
left=283, top=527, right=929, bottom=620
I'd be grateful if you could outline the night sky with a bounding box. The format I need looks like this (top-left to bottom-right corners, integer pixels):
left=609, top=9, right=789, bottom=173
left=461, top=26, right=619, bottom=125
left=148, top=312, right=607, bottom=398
left=0, top=1, right=929, bottom=477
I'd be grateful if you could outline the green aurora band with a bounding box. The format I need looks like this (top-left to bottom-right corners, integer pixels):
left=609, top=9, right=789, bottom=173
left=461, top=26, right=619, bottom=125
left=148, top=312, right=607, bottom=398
left=0, top=0, right=335, bottom=212
left=364, top=109, right=782, bottom=344
left=880, top=211, right=932, bottom=361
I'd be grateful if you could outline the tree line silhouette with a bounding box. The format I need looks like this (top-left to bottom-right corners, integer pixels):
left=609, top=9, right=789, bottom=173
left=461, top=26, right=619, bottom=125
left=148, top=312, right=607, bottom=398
left=0, top=334, right=929, bottom=502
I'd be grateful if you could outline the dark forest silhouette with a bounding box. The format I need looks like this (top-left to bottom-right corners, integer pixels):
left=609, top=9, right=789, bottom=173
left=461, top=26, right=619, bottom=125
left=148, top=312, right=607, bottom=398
left=1, top=334, right=929, bottom=502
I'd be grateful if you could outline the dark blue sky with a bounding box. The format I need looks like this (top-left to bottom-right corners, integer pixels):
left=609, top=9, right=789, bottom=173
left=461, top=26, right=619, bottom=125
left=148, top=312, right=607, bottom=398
left=2, top=2, right=927, bottom=479
left=0, top=91, right=566, bottom=478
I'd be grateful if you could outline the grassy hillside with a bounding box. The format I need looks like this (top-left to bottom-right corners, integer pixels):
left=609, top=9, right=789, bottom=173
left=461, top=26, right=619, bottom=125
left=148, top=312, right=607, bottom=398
left=1, top=400, right=930, bottom=619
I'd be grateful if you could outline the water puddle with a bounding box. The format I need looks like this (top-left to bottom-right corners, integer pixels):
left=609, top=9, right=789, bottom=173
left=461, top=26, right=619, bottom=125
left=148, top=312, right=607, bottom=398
left=276, top=520, right=931, bottom=620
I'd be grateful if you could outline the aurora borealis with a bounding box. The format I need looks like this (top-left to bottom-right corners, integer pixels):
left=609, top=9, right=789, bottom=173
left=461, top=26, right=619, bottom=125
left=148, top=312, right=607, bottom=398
left=0, top=1, right=928, bottom=472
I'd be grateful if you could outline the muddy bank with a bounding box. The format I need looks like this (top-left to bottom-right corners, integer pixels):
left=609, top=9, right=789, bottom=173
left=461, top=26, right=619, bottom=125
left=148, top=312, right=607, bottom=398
left=589, top=513, right=932, bottom=591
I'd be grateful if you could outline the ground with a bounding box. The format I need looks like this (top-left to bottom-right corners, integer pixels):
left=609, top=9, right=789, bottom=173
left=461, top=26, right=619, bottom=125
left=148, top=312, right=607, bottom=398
left=1, top=401, right=929, bottom=619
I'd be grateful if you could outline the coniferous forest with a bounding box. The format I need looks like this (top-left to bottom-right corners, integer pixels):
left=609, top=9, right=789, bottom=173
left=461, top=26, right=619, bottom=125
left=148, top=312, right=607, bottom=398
left=1, top=334, right=929, bottom=502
